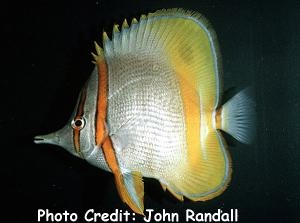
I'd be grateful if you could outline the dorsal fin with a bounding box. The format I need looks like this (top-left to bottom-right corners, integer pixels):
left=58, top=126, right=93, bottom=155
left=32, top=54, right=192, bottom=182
left=102, top=8, right=222, bottom=109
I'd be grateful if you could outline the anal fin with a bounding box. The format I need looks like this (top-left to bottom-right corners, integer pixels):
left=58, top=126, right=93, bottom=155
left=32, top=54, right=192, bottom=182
left=166, top=186, right=184, bottom=201
left=158, top=130, right=231, bottom=202
left=160, top=182, right=167, bottom=191
left=160, top=181, right=184, bottom=201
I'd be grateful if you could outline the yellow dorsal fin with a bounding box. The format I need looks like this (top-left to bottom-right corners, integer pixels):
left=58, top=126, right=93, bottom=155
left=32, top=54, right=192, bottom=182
left=148, top=9, right=222, bottom=110
left=103, top=8, right=222, bottom=109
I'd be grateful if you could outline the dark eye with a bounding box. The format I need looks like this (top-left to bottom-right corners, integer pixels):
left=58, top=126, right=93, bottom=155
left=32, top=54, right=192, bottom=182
left=71, top=117, right=85, bottom=130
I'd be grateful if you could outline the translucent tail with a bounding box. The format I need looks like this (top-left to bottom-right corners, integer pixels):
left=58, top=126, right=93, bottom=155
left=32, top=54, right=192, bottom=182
left=218, top=87, right=255, bottom=144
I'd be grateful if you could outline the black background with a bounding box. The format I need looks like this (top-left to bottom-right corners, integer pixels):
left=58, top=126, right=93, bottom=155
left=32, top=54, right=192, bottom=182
left=2, top=0, right=300, bottom=222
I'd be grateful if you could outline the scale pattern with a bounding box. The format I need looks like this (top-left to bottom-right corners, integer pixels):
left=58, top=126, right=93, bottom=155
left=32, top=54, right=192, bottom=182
left=106, top=50, right=187, bottom=179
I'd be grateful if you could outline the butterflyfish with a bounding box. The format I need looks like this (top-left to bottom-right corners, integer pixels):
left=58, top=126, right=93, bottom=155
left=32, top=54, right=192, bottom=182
left=34, top=8, right=255, bottom=215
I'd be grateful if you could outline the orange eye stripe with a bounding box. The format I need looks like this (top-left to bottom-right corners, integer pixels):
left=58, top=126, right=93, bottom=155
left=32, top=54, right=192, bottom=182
left=73, top=84, right=88, bottom=156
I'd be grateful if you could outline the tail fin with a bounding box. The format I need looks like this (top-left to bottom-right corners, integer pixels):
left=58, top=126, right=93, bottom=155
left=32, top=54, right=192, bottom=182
left=217, top=87, right=255, bottom=144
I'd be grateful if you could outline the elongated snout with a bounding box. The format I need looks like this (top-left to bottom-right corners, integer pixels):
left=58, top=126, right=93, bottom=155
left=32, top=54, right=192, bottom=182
left=34, top=123, right=79, bottom=157
left=34, top=132, right=60, bottom=145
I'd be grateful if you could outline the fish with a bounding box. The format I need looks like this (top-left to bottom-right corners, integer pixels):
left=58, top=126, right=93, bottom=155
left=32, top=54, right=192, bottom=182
left=34, top=8, right=255, bottom=215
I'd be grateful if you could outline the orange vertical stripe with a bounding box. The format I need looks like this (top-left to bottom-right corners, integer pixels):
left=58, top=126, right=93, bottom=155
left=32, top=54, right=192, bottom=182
left=95, top=60, right=108, bottom=145
left=95, top=56, right=143, bottom=214
left=176, top=74, right=201, bottom=167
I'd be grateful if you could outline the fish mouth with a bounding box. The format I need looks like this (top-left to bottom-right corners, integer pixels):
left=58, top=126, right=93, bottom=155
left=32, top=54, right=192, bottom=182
left=33, top=133, right=60, bottom=145
left=33, top=136, right=45, bottom=144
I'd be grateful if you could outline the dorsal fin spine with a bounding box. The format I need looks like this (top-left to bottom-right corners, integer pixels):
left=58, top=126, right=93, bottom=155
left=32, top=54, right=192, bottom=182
left=103, top=31, right=113, bottom=57
left=92, top=41, right=104, bottom=63
left=121, top=26, right=128, bottom=53
left=122, top=19, right=129, bottom=29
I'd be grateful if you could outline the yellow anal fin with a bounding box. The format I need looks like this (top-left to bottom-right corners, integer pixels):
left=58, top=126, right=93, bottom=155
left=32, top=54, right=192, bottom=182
left=162, top=131, right=231, bottom=202
left=188, top=133, right=231, bottom=201
left=101, top=137, right=144, bottom=215
left=167, top=186, right=184, bottom=201
left=160, top=181, right=183, bottom=201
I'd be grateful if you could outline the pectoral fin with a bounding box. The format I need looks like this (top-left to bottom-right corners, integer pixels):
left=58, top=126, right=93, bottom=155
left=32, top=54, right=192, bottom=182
left=101, top=137, right=144, bottom=215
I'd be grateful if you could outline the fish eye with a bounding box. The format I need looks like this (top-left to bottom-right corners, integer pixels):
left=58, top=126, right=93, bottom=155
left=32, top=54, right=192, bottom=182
left=71, top=117, right=85, bottom=130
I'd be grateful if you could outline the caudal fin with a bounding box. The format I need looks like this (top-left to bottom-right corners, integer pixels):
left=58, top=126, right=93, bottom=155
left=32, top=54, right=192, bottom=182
left=218, top=87, right=255, bottom=144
